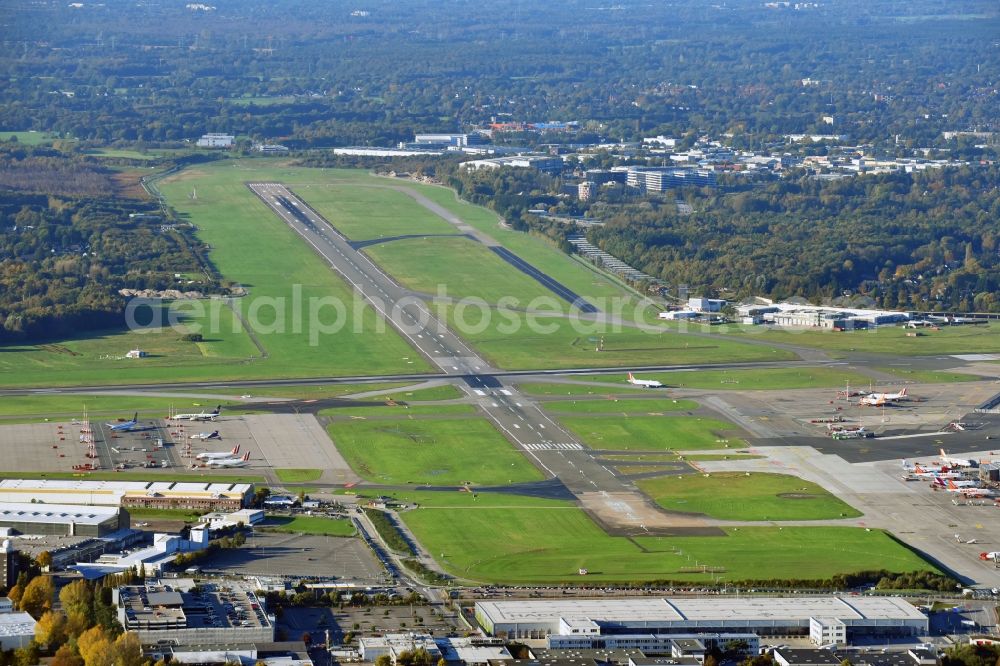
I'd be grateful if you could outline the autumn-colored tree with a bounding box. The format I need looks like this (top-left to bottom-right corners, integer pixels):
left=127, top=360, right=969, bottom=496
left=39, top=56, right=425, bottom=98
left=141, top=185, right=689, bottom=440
left=6, top=583, right=22, bottom=608
left=18, top=575, right=54, bottom=618
left=36, top=551, right=53, bottom=569
left=34, top=610, right=68, bottom=647
left=113, top=631, right=145, bottom=666
left=52, top=644, right=85, bottom=666
left=77, top=626, right=110, bottom=665
left=60, top=579, right=96, bottom=637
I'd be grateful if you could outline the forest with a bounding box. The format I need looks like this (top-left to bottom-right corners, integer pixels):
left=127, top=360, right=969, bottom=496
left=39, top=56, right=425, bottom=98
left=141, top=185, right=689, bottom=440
left=0, top=0, right=997, bottom=148
left=0, top=147, right=208, bottom=341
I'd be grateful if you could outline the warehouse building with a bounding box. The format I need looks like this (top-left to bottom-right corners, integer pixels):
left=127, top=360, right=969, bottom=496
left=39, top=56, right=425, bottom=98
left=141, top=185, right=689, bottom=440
left=0, top=479, right=253, bottom=511
left=474, top=598, right=927, bottom=645
left=0, top=502, right=127, bottom=537
left=0, top=609, right=37, bottom=650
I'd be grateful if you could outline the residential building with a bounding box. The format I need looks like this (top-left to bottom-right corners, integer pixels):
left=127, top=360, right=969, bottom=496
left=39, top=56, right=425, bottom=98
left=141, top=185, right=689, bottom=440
left=578, top=181, right=595, bottom=202
left=626, top=167, right=716, bottom=191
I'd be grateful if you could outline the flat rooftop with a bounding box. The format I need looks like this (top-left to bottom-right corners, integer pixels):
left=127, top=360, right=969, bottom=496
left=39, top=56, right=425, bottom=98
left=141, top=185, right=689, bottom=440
left=0, top=502, right=119, bottom=526
left=476, top=597, right=927, bottom=626
left=0, top=611, right=37, bottom=637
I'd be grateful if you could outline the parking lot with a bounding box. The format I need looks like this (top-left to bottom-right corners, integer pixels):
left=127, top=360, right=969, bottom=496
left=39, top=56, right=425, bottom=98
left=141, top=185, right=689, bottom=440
left=199, top=531, right=386, bottom=583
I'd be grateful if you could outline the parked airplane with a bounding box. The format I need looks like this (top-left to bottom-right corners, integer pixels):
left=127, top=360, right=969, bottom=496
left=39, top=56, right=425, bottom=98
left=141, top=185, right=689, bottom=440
left=859, top=388, right=908, bottom=406
left=172, top=405, right=222, bottom=421
left=902, top=461, right=963, bottom=479
left=189, top=430, right=221, bottom=441
left=934, top=478, right=978, bottom=491
left=205, top=451, right=250, bottom=467
left=961, top=487, right=995, bottom=498
left=979, top=552, right=1000, bottom=561
left=196, top=445, right=240, bottom=461
left=939, top=448, right=976, bottom=468
left=627, top=372, right=664, bottom=388
left=107, top=413, right=139, bottom=432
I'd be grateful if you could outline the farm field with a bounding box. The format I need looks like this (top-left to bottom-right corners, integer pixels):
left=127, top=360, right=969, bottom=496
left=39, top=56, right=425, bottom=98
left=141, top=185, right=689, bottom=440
left=0, top=131, right=61, bottom=145
left=326, top=417, right=544, bottom=486
left=441, top=306, right=796, bottom=370
left=571, top=367, right=875, bottom=391
left=559, top=415, right=745, bottom=451
left=539, top=398, right=699, bottom=414
left=636, top=472, right=862, bottom=521
left=393, top=491, right=934, bottom=584
left=364, top=236, right=561, bottom=305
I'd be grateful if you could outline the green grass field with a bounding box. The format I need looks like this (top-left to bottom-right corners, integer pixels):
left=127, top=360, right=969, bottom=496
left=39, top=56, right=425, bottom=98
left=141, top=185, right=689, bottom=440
left=442, top=307, right=796, bottom=370
left=126, top=507, right=210, bottom=521
left=540, top=398, right=699, bottom=414
left=326, top=417, right=543, bottom=486
left=297, top=183, right=457, bottom=240
left=874, top=367, right=982, bottom=383
left=0, top=394, right=236, bottom=422
left=637, top=472, right=862, bottom=521
left=560, top=415, right=744, bottom=451
left=720, top=322, right=1000, bottom=356
left=260, top=515, right=356, bottom=537
left=322, top=403, right=477, bottom=418
left=364, top=237, right=560, bottom=304
left=382, top=385, right=464, bottom=401
left=275, top=469, right=323, bottom=483
left=0, top=131, right=60, bottom=145
left=394, top=491, right=934, bottom=584
left=516, top=382, right=649, bottom=396
left=572, top=367, right=875, bottom=390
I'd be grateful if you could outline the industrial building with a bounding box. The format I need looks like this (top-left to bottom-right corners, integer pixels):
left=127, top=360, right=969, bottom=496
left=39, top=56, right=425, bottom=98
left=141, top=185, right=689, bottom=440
left=461, top=155, right=564, bottom=174
left=0, top=479, right=254, bottom=511
left=76, top=524, right=209, bottom=579
left=474, top=597, right=928, bottom=646
left=0, top=502, right=127, bottom=537
left=626, top=167, right=717, bottom=191
left=0, top=607, right=37, bottom=650
left=358, top=633, right=441, bottom=663
left=196, top=134, right=235, bottom=148
left=116, top=581, right=273, bottom=647
left=547, top=632, right=759, bottom=653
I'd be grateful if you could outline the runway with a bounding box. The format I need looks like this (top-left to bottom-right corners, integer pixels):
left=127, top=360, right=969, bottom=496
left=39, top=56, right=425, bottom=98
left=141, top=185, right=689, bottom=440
left=246, top=182, right=663, bottom=532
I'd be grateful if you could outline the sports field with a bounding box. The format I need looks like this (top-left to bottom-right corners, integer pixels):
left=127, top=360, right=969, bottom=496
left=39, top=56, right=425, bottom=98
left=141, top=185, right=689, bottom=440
left=326, top=417, right=544, bottom=486
left=394, top=491, right=934, bottom=584
left=442, top=307, right=796, bottom=370
left=560, top=415, right=744, bottom=451
left=637, top=472, right=862, bottom=521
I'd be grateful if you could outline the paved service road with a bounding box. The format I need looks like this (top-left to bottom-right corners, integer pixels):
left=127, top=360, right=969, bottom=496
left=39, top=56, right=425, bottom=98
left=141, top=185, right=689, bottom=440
left=247, top=182, right=678, bottom=533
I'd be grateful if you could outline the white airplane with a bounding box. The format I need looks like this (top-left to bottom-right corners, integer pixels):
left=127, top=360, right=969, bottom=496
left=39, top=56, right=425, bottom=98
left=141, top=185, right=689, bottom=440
left=172, top=405, right=222, bottom=421
left=205, top=451, right=250, bottom=467
left=107, top=412, right=140, bottom=432
left=939, top=448, right=976, bottom=468
left=934, top=478, right=978, bottom=492
left=902, top=461, right=964, bottom=479
left=627, top=372, right=664, bottom=388
left=980, top=552, right=1000, bottom=561
left=196, top=445, right=240, bottom=461
left=859, top=388, right=908, bottom=406
left=189, top=430, right=221, bottom=441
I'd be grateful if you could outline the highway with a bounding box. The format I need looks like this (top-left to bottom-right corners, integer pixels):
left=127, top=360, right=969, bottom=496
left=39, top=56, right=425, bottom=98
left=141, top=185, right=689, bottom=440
left=246, top=182, right=663, bottom=532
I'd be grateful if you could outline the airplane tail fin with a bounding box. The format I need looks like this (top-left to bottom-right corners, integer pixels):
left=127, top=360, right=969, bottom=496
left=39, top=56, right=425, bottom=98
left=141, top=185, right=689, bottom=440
left=242, top=452, right=250, bottom=462
left=940, top=447, right=948, bottom=459
left=132, top=413, right=138, bottom=422
left=230, top=445, right=239, bottom=455
left=628, top=372, right=635, bottom=380
left=947, top=480, right=957, bottom=489
left=214, top=405, right=222, bottom=414
left=900, top=388, right=907, bottom=397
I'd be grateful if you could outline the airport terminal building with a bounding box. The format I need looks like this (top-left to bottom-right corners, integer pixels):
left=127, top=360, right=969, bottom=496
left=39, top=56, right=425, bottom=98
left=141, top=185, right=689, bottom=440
left=474, top=597, right=928, bottom=646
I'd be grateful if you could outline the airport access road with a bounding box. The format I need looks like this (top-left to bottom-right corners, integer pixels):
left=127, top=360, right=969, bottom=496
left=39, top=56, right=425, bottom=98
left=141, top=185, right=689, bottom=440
left=246, top=183, right=670, bottom=532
